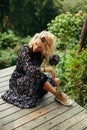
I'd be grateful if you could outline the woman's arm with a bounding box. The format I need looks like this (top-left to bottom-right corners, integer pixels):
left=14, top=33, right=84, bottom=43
left=41, top=66, right=56, bottom=79
left=40, top=67, right=45, bottom=73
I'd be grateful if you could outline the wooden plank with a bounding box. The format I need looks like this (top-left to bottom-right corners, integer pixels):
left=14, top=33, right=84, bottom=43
left=67, top=117, right=87, bottom=130
left=50, top=110, right=87, bottom=130
left=0, top=98, right=6, bottom=105
left=0, top=80, right=9, bottom=88
left=0, top=66, right=15, bottom=78
left=0, top=91, right=6, bottom=98
left=0, top=106, right=21, bottom=119
left=0, top=92, right=52, bottom=111
left=0, top=84, right=9, bottom=92
left=31, top=105, right=84, bottom=130
left=0, top=122, right=4, bottom=130
left=15, top=103, right=77, bottom=130
left=0, top=93, right=52, bottom=118
left=0, top=102, right=14, bottom=112
left=3, top=102, right=60, bottom=130
left=0, top=126, right=4, bottom=130
left=0, top=75, right=11, bottom=83
left=0, top=66, right=87, bottom=130
left=1, top=93, right=53, bottom=125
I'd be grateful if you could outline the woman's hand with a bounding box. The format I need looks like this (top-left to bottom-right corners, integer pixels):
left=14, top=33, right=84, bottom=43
left=45, top=66, right=56, bottom=79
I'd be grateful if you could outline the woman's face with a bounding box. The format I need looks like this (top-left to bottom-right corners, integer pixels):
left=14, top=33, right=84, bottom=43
left=33, top=38, right=44, bottom=52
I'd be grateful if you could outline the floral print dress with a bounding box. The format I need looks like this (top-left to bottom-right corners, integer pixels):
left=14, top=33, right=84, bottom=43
left=1, top=44, right=55, bottom=108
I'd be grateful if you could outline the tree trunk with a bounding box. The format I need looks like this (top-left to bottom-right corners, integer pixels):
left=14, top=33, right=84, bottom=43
left=78, top=15, right=87, bottom=53
left=0, top=0, right=10, bottom=32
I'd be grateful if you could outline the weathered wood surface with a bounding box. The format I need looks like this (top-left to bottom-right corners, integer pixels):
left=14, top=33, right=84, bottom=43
left=0, top=66, right=87, bottom=130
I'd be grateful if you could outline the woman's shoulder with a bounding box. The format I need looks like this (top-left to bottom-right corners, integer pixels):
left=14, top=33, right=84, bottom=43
left=22, top=44, right=29, bottom=49
left=20, top=44, right=30, bottom=52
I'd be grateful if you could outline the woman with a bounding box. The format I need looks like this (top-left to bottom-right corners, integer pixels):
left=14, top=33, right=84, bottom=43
left=1, top=31, right=73, bottom=108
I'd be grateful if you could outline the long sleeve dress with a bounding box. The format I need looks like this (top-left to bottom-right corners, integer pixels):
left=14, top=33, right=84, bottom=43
left=1, top=44, right=55, bottom=108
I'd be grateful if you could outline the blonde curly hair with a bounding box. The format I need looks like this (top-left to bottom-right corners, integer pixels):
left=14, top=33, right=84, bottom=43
left=29, top=31, right=56, bottom=61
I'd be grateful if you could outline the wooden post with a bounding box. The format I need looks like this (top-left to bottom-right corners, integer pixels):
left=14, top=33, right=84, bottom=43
left=78, top=15, right=87, bottom=53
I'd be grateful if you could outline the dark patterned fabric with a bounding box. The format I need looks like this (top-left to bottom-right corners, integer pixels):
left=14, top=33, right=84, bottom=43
left=1, top=44, right=55, bottom=108
left=49, top=55, right=60, bottom=66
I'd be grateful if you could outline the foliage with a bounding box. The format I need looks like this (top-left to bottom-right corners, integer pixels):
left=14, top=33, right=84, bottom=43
left=0, top=0, right=10, bottom=32
left=48, top=11, right=86, bottom=50
left=62, top=46, right=87, bottom=106
left=0, top=30, right=20, bottom=49
left=54, top=45, right=87, bottom=108
left=0, top=30, right=31, bottom=49
left=0, top=48, right=17, bottom=69
left=2, top=0, right=63, bottom=36
left=0, top=30, right=31, bottom=69
left=84, top=104, right=87, bottom=110
left=48, top=11, right=87, bottom=108
left=62, top=0, right=87, bottom=14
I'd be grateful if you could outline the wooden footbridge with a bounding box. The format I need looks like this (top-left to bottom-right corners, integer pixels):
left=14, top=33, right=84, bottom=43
left=0, top=66, right=87, bottom=130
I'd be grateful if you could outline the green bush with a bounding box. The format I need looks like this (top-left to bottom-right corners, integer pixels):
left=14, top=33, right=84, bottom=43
left=8, top=0, right=63, bottom=36
left=62, top=0, right=87, bottom=14
left=0, top=30, right=20, bottom=49
left=48, top=11, right=87, bottom=108
left=63, top=47, right=87, bottom=107
left=0, top=30, right=31, bottom=50
left=47, top=11, right=86, bottom=50
left=0, top=48, right=17, bottom=69
left=54, top=46, right=87, bottom=108
left=0, top=30, right=31, bottom=69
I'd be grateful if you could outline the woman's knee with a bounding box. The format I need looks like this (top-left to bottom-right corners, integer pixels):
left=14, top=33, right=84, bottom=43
left=54, top=78, right=60, bottom=86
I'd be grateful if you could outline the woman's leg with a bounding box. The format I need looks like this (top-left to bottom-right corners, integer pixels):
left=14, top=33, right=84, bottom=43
left=54, top=78, right=60, bottom=87
left=43, top=81, right=73, bottom=106
left=43, top=81, right=58, bottom=97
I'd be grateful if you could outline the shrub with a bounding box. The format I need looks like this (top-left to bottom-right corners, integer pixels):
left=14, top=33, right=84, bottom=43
left=55, top=46, right=87, bottom=107
left=0, top=48, right=17, bottom=69
left=62, top=0, right=87, bottom=14
left=0, top=30, right=20, bottom=49
left=0, top=30, right=31, bottom=69
left=0, top=30, right=31, bottom=50
left=47, top=11, right=87, bottom=108
left=47, top=11, right=86, bottom=50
